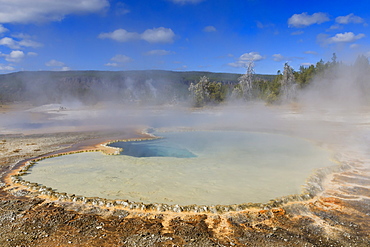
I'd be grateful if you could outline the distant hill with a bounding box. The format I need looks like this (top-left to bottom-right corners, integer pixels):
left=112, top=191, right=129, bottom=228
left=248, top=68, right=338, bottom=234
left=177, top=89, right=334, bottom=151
left=0, top=70, right=275, bottom=104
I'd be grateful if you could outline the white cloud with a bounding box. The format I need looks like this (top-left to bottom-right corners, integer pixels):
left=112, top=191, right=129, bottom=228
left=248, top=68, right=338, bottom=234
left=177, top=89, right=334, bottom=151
left=0, top=37, right=19, bottom=49
left=0, top=0, right=109, bottom=23
left=228, top=61, right=248, bottom=68
left=0, top=64, right=15, bottom=71
left=272, top=54, right=285, bottom=62
left=19, top=39, right=43, bottom=48
left=169, top=0, right=204, bottom=4
left=11, top=33, right=32, bottom=39
left=3, top=50, right=25, bottom=62
left=99, top=27, right=175, bottom=43
left=27, top=52, right=38, bottom=56
left=45, top=59, right=65, bottom=67
left=0, top=65, right=15, bottom=70
left=98, top=29, right=139, bottom=42
left=240, top=52, right=264, bottom=61
left=350, top=44, right=360, bottom=49
left=145, top=50, right=172, bottom=56
left=329, top=14, right=366, bottom=30
left=105, top=54, right=132, bottom=67
left=110, top=54, right=132, bottom=63
left=0, top=24, right=8, bottom=34
left=0, top=36, right=42, bottom=49
left=141, top=27, right=175, bottom=43
left=228, top=52, right=265, bottom=68
left=203, top=26, right=217, bottom=32
left=61, top=66, right=71, bottom=71
left=336, top=13, right=364, bottom=24
left=45, top=59, right=71, bottom=71
left=288, top=12, right=330, bottom=27
left=328, top=32, right=365, bottom=43
left=329, top=24, right=342, bottom=30
left=0, top=50, right=37, bottom=64
left=105, top=62, right=119, bottom=67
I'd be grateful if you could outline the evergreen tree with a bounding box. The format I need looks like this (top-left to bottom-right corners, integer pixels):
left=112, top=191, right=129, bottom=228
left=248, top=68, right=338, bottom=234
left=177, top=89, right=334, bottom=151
left=331, top=53, right=337, bottom=65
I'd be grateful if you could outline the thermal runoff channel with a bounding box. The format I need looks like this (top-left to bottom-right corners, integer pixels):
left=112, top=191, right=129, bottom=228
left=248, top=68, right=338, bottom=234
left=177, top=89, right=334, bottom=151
left=22, top=131, right=335, bottom=206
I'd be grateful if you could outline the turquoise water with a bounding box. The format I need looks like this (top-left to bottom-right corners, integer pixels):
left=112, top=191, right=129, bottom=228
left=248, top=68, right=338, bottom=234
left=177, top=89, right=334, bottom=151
left=23, top=131, right=335, bottom=205
left=109, top=138, right=197, bottom=158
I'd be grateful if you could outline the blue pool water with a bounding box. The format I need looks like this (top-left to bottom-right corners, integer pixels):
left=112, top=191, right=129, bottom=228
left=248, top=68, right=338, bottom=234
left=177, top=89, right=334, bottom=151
left=109, top=138, right=197, bottom=158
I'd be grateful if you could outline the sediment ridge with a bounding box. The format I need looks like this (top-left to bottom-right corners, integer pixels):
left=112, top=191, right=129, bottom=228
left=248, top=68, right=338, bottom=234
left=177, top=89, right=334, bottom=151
left=5, top=129, right=353, bottom=214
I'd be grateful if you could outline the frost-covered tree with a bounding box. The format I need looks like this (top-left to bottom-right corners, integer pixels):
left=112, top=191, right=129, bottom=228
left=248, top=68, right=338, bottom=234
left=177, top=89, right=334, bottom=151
left=188, top=76, right=225, bottom=106
left=280, top=63, right=297, bottom=101
left=188, top=76, right=211, bottom=106
left=232, top=61, right=257, bottom=100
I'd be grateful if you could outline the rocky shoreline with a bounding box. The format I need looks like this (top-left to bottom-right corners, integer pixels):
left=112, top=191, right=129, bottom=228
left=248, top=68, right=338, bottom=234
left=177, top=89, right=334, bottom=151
left=1, top=130, right=370, bottom=246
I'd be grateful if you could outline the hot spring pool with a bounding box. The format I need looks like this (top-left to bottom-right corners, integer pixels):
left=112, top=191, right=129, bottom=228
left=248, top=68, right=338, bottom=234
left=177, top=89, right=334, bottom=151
left=22, top=131, right=335, bottom=205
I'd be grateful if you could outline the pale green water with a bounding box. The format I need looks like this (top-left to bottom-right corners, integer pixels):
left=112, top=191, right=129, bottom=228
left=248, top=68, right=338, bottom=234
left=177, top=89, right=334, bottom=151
left=23, top=131, right=335, bottom=205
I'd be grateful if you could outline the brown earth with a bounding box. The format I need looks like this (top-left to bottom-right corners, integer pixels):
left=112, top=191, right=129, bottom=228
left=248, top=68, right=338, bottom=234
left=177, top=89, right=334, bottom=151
left=1, top=131, right=370, bottom=246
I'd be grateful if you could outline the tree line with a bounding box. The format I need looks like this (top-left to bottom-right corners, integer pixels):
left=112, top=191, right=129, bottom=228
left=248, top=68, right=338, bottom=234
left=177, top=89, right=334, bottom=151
left=188, top=53, right=370, bottom=107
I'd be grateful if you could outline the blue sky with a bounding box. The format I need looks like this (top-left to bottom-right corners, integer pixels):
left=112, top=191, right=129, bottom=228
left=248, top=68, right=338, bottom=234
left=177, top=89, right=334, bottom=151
left=0, top=0, right=369, bottom=74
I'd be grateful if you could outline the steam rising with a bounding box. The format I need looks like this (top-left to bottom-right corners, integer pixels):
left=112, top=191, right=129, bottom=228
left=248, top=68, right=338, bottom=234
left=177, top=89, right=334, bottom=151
left=299, top=62, right=370, bottom=111
left=1, top=60, right=370, bottom=157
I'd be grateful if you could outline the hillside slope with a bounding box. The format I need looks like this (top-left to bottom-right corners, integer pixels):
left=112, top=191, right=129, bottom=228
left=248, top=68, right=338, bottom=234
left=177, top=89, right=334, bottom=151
left=0, top=70, right=275, bottom=104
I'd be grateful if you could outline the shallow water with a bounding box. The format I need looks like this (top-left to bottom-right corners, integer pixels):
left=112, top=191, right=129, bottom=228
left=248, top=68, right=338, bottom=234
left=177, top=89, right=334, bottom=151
left=23, top=131, right=335, bottom=205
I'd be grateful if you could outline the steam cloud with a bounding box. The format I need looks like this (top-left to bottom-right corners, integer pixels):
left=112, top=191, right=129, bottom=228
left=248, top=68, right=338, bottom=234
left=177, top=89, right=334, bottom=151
left=1, top=59, right=369, bottom=157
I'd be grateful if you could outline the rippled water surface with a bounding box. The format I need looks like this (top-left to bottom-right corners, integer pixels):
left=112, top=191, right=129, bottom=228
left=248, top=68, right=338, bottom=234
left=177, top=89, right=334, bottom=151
left=24, top=131, right=335, bottom=205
